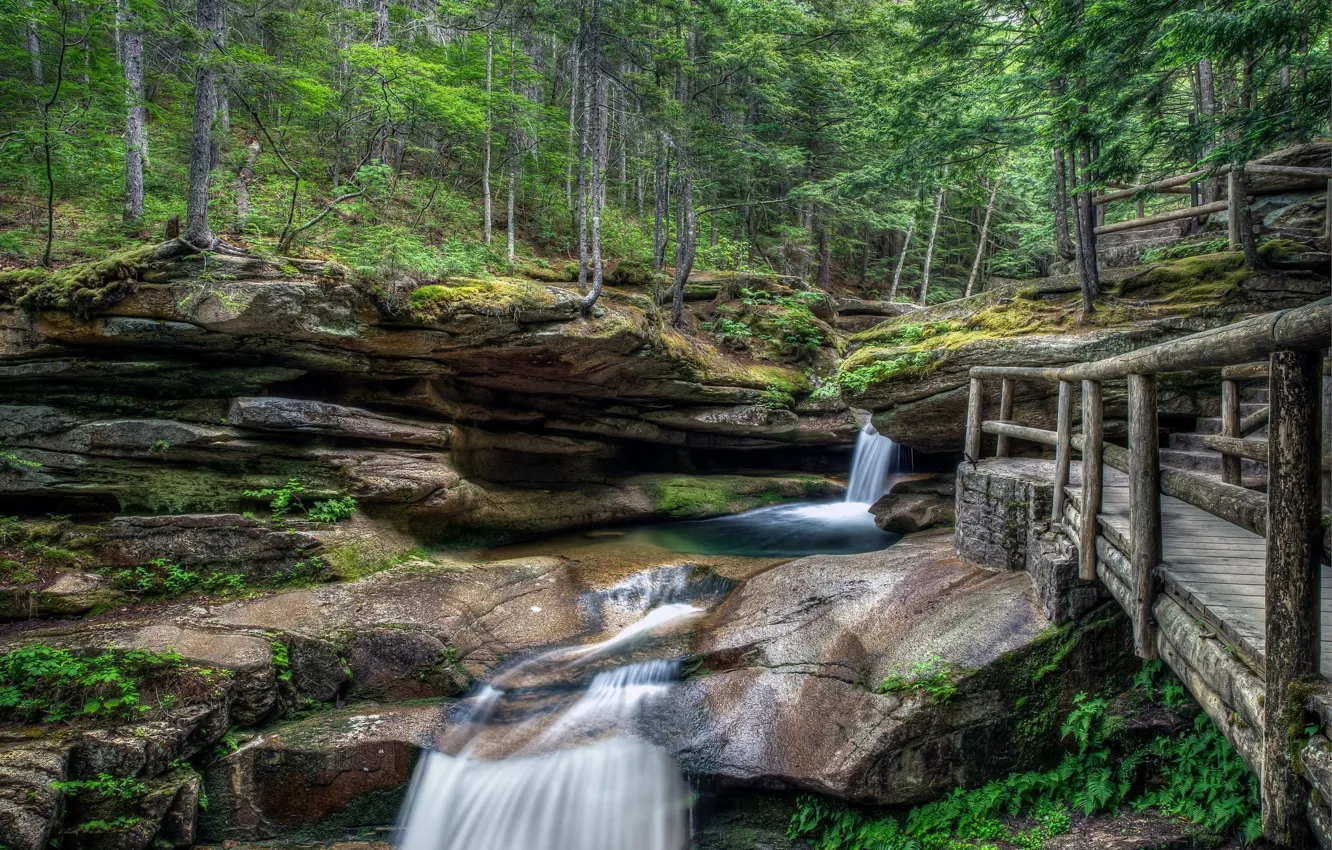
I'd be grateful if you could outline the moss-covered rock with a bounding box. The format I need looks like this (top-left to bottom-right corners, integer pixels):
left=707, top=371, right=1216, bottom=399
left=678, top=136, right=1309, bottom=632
left=0, top=244, right=184, bottom=317
left=407, top=278, right=570, bottom=321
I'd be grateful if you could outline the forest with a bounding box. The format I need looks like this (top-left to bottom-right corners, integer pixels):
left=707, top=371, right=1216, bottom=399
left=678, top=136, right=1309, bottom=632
left=1, top=0, right=1327, bottom=312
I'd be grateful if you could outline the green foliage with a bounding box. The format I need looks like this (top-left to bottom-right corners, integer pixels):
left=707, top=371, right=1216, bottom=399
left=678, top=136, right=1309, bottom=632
left=877, top=656, right=960, bottom=705
left=307, top=495, right=357, bottom=523
left=0, top=643, right=184, bottom=723
left=76, top=817, right=145, bottom=834
left=791, top=674, right=1260, bottom=849
left=808, top=381, right=841, bottom=401
left=243, top=479, right=306, bottom=519
left=270, top=639, right=293, bottom=683
left=838, top=352, right=934, bottom=394
left=53, top=773, right=148, bottom=800
left=105, top=558, right=247, bottom=599
left=761, top=384, right=794, bottom=410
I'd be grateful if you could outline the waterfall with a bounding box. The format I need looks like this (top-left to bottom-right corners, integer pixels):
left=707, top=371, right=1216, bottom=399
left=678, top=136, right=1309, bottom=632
left=844, top=422, right=904, bottom=504
left=397, top=737, right=688, bottom=850
left=396, top=568, right=704, bottom=850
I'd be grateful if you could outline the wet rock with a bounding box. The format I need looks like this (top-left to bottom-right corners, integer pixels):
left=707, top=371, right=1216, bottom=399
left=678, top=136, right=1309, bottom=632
left=0, top=741, right=70, bottom=850
left=199, top=703, right=443, bottom=841
left=64, top=767, right=200, bottom=850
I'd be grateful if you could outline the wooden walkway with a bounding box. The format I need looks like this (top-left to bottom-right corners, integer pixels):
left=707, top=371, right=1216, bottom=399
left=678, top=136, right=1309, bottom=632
left=1091, top=484, right=1332, bottom=677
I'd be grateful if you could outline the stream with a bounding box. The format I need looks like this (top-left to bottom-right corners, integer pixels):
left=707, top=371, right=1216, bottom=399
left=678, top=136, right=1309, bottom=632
left=399, top=425, right=906, bottom=848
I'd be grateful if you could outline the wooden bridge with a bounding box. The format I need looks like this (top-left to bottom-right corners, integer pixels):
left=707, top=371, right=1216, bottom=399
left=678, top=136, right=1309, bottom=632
left=962, top=298, right=1330, bottom=848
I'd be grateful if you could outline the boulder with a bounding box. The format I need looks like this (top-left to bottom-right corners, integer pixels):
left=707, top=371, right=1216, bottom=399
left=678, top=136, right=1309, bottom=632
left=869, top=474, right=957, bottom=533
left=664, top=530, right=1134, bottom=804
left=0, top=572, right=124, bottom=621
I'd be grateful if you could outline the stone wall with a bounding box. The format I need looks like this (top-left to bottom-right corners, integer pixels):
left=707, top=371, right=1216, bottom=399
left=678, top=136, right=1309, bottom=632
left=955, top=458, right=1099, bottom=624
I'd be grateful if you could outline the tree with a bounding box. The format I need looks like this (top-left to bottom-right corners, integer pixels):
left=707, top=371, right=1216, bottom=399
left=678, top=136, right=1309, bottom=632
left=120, top=0, right=147, bottom=225
left=182, top=0, right=223, bottom=248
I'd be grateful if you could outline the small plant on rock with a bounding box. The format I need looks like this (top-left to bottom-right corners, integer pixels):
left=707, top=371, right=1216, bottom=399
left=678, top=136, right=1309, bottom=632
left=877, top=655, right=960, bottom=705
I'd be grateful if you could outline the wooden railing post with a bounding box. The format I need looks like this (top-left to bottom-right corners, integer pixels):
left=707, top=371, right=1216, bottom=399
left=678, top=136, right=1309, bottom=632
left=1078, top=380, right=1104, bottom=580
left=965, top=377, right=984, bottom=463
left=1128, top=374, right=1161, bottom=660
left=1051, top=380, right=1074, bottom=521
left=1227, top=172, right=1241, bottom=250
left=1261, top=349, right=1322, bottom=848
left=995, top=378, right=1015, bottom=458
left=1221, top=378, right=1242, bottom=485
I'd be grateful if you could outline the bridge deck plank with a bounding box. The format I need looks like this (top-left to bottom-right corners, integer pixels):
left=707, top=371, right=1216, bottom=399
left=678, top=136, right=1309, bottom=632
left=1088, top=483, right=1330, bottom=677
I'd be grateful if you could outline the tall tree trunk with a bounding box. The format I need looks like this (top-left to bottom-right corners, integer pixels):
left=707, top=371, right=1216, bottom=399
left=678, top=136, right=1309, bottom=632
left=859, top=223, right=870, bottom=286
left=482, top=28, right=493, bottom=244
left=888, top=216, right=915, bottom=301
left=371, top=0, right=388, bottom=46
left=653, top=132, right=668, bottom=273
left=120, top=0, right=147, bottom=224
left=1053, top=147, right=1074, bottom=260
left=1073, top=146, right=1100, bottom=317
left=1197, top=59, right=1218, bottom=203
left=670, top=158, right=695, bottom=326
left=918, top=178, right=946, bottom=306
left=505, top=26, right=518, bottom=273
left=616, top=69, right=627, bottom=209
left=581, top=8, right=608, bottom=312
left=565, top=28, right=581, bottom=223
left=575, top=34, right=590, bottom=288
left=183, top=0, right=224, bottom=248
left=966, top=175, right=1002, bottom=297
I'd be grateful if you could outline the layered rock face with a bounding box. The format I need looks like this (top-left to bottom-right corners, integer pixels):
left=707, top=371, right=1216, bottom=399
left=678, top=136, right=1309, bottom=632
left=0, top=253, right=856, bottom=530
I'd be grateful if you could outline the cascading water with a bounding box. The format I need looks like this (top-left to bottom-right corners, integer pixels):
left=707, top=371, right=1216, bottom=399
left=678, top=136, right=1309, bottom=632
left=844, top=421, right=905, bottom=504
left=395, top=568, right=715, bottom=850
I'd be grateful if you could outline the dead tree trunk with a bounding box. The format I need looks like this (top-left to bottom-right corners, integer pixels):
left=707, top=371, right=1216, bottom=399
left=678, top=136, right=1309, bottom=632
left=889, top=215, right=915, bottom=301
left=918, top=178, right=946, bottom=306
left=1073, top=146, right=1100, bottom=318
left=231, top=139, right=260, bottom=231
left=183, top=0, right=224, bottom=248
left=371, top=0, right=388, bottom=46
left=564, top=26, right=580, bottom=223
left=26, top=4, right=43, bottom=86
left=965, top=175, right=1001, bottom=296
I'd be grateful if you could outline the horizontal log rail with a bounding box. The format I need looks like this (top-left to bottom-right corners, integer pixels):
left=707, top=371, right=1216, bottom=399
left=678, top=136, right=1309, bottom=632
left=1095, top=166, right=1232, bottom=204
left=1094, top=200, right=1230, bottom=236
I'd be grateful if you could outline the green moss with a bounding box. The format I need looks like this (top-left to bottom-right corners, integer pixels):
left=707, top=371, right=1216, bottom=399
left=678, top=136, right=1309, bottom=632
left=607, top=261, right=655, bottom=287
left=0, top=244, right=163, bottom=316
left=408, top=278, right=562, bottom=320
left=1125, top=251, right=1247, bottom=302
left=653, top=478, right=736, bottom=517
left=1258, top=238, right=1311, bottom=263
left=837, top=351, right=935, bottom=394
left=518, top=262, right=579, bottom=283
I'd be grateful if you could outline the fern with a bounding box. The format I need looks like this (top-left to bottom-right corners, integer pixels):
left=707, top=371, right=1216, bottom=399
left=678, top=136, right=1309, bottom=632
left=793, top=672, right=1261, bottom=848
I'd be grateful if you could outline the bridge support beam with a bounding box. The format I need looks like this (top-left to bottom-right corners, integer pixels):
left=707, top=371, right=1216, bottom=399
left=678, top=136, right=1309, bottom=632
left=1221, top=378, right=1242, bottom=485
left=1261, top=349, right=1323, bottom=848
left=1078, top=380, right=1103, bottom=581
left=965, top=377, right=983, bottom=463
left=1128, top=374, right=1160, bottom=660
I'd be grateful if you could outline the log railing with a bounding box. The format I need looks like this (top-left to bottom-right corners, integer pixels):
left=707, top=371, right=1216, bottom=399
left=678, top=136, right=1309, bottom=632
left=964, top=298, right=1330, bottom=846
left=1090, top=161, right=1332, bottom=245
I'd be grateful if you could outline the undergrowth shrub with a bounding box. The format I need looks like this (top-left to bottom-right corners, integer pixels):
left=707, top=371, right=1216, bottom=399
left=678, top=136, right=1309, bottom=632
left=791, top=662, right=1260, bottom=848
left=0, top=644, right=193, bottom=723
